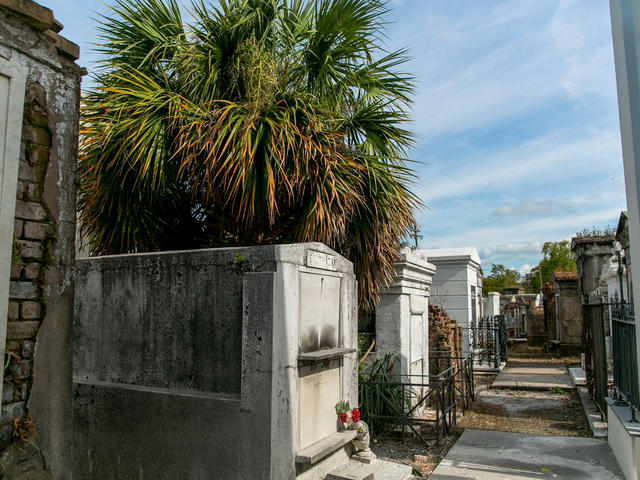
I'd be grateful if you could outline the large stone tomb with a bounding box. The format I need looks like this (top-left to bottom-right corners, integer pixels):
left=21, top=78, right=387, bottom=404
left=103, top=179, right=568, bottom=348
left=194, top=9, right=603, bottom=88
left=73, top=243, right=357, bottom=480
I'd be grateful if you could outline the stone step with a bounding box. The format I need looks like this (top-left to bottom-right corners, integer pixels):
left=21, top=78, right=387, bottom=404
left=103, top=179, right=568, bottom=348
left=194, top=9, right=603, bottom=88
left=325, top=459, right=412, bottom=480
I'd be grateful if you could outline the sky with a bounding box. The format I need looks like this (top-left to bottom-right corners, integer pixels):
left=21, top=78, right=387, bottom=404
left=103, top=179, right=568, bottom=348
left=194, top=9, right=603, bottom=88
left=42, top=0, right=627, bottom=276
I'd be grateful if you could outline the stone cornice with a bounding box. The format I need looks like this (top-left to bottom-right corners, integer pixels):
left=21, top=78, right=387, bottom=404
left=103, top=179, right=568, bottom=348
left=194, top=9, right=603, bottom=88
left=0, top=0, right=80, bottom=60
left=424, top=255, right=481, bottom=271
left=380, top=254, right=436, bottom=295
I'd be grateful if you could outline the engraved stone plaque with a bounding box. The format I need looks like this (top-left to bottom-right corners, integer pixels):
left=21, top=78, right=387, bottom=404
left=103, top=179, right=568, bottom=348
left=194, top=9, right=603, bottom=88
left=306, top=250, right=337, bottom=271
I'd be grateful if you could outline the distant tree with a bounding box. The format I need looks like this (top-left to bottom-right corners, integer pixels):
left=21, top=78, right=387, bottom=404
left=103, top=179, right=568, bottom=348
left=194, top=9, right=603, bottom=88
left=482, top=264, right=521, bottom=295
left=525, top=241, right=576, bottom=292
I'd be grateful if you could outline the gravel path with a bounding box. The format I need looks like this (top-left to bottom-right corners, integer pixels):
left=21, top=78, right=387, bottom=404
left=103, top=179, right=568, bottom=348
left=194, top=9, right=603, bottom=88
left=369, top=352, right=592, bottom=477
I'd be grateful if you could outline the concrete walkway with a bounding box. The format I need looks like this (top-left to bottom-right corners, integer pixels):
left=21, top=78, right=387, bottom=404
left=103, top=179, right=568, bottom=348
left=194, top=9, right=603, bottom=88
left=429, top=429, right=624, bottom=479
left=491, top=362, right=573, bottom=390
left=430, top=355, right=624, bottom=479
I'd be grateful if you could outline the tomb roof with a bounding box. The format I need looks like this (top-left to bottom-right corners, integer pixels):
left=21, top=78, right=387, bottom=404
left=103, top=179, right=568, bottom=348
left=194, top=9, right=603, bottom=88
left=418, top=247, right=481, bottom=267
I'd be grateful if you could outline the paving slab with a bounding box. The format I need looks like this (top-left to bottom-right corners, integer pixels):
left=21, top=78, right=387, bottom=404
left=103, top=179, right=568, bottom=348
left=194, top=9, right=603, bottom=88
left=569, top=367, right=587, bottom=387
left=430, top=429, right=624, bottom=480
left=577, top=386, right=607, bottom=438
left=326, top=459, right=412, bottom=480
left=492, top=363, right=572, bottom=390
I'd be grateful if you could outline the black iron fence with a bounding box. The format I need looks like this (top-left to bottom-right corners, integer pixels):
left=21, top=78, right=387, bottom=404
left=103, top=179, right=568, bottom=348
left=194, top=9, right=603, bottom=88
left=583, top=301, right=609, bottom=416
left=359, top=354, right=474, bottom=445
left=470, top=315, right=508, bottom=368
left=611, top=298, right=639, bottom=421
left=430, top=352, right=475, bottom=411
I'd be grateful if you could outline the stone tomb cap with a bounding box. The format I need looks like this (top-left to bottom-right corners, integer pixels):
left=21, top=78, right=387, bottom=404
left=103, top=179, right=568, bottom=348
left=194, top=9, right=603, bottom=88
left=418, top=247, right=481, bottom=268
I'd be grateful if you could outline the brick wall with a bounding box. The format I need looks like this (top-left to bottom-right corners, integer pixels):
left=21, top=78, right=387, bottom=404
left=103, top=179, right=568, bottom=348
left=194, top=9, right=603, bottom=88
left=429, top=304, right=462, bottom=373
left=2, top=82, right=55, bottom=449
left=0, top=1, right=82, bottom=478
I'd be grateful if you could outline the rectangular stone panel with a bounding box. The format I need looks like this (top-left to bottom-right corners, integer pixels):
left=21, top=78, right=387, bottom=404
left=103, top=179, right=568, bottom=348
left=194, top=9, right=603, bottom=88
left=299, top=272, right=341, bottom=353
left=74, top=253, right=247, bottom=394
left=306, top=250, right=337, bottom=271
left=298, top=358, right=341, bottom=450
left=410, top=359, right=424, bottom=406
left=410, top=314, right=423, bottom=363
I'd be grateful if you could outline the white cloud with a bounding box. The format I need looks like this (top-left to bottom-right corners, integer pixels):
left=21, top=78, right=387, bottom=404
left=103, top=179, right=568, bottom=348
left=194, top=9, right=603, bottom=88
left=495, top=241, right=542, bottom=255
left=493, top=199, right=578, bottom=217
left=420, top=130, right=621, bottom=203
left=479, top=241, right=542, bottom=265
left=388, top=0, right=617, bottom=141
left=519, top=264, right=533, bottom=276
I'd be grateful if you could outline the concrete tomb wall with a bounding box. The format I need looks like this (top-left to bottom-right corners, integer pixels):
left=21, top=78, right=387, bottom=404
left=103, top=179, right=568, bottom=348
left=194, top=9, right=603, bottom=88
left=418, top=248, right=482, bottom=355
left=552, top=272, right=583, bottom=352
left=482, top=292, right=500, bottom=319
left=375, top=249, right=436, bottom=380
left=606, top=3, right=640, bottom=478
left=0, top=2, right=82, bottom=478
left=572, top=236, right=616, bottom=303
left=73, top=243, right=358, bottom=480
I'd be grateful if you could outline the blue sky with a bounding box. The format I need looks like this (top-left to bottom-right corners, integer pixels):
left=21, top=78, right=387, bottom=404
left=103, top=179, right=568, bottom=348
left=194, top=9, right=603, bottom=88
left=43, top=0, right=627, bottom=276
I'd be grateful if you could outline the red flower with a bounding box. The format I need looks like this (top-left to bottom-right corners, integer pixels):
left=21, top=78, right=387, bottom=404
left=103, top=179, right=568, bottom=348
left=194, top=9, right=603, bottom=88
left=340, top=413, right=348, bottom=423
left=351, top=409, right=360, bottom=423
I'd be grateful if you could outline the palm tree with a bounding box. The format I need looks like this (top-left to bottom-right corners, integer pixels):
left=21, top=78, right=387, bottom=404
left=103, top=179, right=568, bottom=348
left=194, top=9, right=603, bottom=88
left=79, top=0, right=420, bottom=309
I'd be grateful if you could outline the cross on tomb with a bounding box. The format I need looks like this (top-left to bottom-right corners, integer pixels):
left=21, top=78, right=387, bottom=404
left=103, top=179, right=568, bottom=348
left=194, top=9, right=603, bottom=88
left=410, top=225, right=423, bottom=249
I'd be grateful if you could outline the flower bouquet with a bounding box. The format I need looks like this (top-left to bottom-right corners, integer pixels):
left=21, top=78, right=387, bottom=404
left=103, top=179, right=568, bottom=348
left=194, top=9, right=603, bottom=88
left=334, top=400, right=376, bottom=464
left=335, top=400, right=361, bottom=429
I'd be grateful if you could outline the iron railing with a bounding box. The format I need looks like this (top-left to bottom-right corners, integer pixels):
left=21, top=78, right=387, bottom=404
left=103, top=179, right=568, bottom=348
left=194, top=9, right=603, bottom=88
left=430, top=352, right=475, bottom=411
left=611, top=298, right=639, bottom=420
left=470, top=315, right=508, bottom=368
left=583, top=301, right=609, bottom=416
left=359, top=355, right=474, bottom=445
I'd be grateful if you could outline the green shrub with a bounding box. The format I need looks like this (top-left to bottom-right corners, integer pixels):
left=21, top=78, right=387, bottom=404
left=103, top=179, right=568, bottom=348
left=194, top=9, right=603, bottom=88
left=358, top=353, right=413, bottom=436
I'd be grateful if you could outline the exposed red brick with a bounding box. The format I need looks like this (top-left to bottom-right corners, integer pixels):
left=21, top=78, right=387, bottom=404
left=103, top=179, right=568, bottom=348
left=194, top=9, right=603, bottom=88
left=14, top=200, right=46, bottom=221
left=21, top=301, right=41, bottom=319
left=15, top=239, right=43, bottom=259
left=23, top=221, right=48, bottom=240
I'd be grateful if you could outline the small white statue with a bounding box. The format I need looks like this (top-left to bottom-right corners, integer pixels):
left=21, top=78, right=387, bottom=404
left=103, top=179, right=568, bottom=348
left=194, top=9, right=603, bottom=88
left=335, top=402, right=377, bottom=464
left=349, top=420, right=376, bottom=464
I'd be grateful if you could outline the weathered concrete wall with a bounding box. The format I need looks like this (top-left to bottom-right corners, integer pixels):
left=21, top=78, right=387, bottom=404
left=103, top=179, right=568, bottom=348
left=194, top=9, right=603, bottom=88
left=74, top=252, right=246, bottom=394
left=572, top=236, right=616, bottom=302
left=553, top=274, right=583, bottom=352
left=525, top=307, right=547, bottom=347
left=375, top=250, right=435, bottom=379
left=608, top=2, right=640, bottom=475
left=0, top=1, right=82, bottom=478
left=74, top=243, right=358, bottom=480
left=419, top=248, right=482, bottom=355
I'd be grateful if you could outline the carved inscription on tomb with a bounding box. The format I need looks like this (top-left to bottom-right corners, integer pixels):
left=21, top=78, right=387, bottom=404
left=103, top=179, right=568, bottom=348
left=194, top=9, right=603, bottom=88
left=306, top=250, right=337, bottom=271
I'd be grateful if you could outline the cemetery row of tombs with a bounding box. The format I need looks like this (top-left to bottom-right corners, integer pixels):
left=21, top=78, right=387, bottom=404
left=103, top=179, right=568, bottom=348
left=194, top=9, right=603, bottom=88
left=0, top=3, right=501, bottom=477
left=1, top=2, right=637, bottom=479
left=71, top=244, right=498, bottom=479
left=67, top=223, right=635, bottom=480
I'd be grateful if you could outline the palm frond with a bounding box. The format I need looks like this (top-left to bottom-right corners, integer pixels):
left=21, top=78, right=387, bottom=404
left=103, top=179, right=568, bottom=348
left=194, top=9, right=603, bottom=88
left=79, top=0, right=421, bottom=308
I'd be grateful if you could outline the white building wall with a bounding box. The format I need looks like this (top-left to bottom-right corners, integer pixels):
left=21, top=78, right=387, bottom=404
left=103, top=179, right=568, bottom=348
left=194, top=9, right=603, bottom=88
left=608, top=1, right=640, bottom=478
left=419, top=248, right=481, bottom=355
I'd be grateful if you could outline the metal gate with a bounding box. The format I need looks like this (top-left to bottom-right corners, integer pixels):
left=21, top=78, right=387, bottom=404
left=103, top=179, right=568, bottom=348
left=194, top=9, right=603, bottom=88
left=583, top=301, right=609, bottom=416
left=471, top=315, right=508, bottom=368
left=359, top=355, right=474, bottom=445
left=611, top=298, right=639, bottom=420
